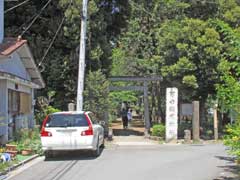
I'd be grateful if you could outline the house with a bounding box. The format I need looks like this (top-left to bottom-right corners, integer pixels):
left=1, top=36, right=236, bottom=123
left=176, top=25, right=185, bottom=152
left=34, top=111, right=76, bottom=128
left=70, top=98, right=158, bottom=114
left=0, top=1, right=45, bottom=144
left=0, top=38, right=45, bottom=144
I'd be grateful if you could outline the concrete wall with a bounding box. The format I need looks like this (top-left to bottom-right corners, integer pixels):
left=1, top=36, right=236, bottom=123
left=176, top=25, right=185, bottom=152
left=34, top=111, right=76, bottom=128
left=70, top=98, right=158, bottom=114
left=0, top=80, right=8, bottom=144
left=0, top=52, right=31, bottom=80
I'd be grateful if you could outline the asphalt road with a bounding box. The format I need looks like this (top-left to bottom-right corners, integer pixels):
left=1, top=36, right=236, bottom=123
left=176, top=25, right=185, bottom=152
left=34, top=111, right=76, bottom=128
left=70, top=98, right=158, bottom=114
left=7, top=144, right=236, bottom=180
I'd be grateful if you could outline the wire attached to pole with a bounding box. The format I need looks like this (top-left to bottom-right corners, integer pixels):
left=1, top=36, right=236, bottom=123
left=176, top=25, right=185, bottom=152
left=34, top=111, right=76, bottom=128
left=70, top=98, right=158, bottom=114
left=4, top=0, right=30, bottom=14
left=38, top=17, right=65, bottom=69
left=20, top=0, right=52, bottom=36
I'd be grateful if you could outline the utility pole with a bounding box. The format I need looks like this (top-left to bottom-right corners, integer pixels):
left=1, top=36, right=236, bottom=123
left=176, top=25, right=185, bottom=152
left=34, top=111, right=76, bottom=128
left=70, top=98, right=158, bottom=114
left=77, top=0, right=88, bottom=111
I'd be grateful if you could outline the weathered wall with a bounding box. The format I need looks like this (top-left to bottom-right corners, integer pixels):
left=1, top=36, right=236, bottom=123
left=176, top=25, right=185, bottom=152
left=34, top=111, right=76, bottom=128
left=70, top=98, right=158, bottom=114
left=0, top=52, right=31, bottom=80
left=0, top=79, right=8, bottom=143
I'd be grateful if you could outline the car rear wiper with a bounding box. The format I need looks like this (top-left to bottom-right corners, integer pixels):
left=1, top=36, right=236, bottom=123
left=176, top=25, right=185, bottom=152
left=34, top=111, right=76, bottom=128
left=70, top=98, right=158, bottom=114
left=48, top=125, right=68, bottom=128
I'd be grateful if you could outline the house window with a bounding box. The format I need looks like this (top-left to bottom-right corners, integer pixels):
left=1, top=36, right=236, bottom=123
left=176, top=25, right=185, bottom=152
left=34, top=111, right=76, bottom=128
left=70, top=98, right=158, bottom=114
left=8, top=90, right=31, bottom=116
left=8, top=89, right=20, bottom=117
left=20, top=92, right=31, bottom=114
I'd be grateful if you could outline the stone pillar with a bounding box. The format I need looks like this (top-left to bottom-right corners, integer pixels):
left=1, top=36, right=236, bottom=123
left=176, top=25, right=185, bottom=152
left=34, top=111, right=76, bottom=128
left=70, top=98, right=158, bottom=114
left=68, top=103, right=75, bottom=111
left=192, top=101, right=200, bottom=142
left=144, top=81, right=150, bottom=136
left=214, top=104, right=218, bottom=140
left=184, top=130, right=191, bottom=143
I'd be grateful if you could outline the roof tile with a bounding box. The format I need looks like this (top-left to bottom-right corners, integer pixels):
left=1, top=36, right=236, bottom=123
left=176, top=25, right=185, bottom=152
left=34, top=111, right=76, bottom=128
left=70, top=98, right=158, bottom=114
left=0, top=37, right=27, bottom=56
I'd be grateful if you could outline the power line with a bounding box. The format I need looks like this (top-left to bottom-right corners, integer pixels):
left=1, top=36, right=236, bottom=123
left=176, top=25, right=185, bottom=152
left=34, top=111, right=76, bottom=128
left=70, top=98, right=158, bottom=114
left=20, top=0, right=52, bottom=36
left=38, top=16, right=65, bottom=68
left=4, top=0, right=30, bottom=14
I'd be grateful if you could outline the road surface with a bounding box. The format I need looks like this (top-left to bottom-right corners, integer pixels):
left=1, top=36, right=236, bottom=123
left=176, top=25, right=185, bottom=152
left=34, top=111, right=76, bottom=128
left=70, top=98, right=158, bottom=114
left=7, top=144, right=236, bottom=180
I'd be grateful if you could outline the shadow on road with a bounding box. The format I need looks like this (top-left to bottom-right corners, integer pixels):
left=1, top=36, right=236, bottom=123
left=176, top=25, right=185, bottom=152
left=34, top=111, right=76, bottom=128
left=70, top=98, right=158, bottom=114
left=44, top=147, right=104, bottom=162
left=214, top=156, right=240, bottom=180
left=113, top=129, right=144, bottom=136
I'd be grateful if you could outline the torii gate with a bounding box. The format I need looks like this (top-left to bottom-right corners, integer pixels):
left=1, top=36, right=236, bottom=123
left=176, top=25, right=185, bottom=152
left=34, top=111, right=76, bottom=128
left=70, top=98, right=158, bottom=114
left=108, top=76, right=162, bottom=136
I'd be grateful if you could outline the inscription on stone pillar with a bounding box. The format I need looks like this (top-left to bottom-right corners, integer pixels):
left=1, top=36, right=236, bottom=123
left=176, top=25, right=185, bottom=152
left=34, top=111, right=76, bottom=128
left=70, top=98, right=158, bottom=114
left=166, top=88, right=178, bottom=142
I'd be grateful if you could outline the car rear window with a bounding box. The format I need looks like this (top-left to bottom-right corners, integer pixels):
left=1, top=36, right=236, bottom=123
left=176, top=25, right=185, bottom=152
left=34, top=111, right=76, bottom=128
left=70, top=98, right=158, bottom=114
left=45, top=114, right=89, bottom=127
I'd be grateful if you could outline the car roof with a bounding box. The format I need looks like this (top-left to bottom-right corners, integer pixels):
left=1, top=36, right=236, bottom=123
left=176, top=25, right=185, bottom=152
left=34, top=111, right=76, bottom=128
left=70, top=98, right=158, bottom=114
left=51, top=111, right=92, bottom=115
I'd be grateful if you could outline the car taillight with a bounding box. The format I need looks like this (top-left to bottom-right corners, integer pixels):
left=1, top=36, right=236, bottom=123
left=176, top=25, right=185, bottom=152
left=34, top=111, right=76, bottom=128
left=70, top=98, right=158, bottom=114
left=81, top=127, right=93, bottom=136
left=41, top=129, right=52, bottom=137
left=41, top=115, right=52, bottom=137
left=81, top=113, right=93, bottom=136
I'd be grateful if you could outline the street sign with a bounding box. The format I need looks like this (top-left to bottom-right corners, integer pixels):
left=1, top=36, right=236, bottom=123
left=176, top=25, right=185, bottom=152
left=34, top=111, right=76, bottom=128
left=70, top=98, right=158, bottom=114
left=166, top=88, right=178, bottom=142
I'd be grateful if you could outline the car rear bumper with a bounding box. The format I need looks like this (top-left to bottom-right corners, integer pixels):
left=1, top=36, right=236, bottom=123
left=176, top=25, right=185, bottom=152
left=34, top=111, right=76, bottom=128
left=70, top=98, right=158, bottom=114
left=41, top=135, right=97, bottom=152
left=42, top=145, right=95, bottom=151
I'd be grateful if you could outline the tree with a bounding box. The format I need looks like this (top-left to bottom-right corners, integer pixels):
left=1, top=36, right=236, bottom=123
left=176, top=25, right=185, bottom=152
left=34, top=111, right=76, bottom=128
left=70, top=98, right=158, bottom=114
left=83, top=70, right=109, bottom=120
left=5, top=0, right=129, bottom=109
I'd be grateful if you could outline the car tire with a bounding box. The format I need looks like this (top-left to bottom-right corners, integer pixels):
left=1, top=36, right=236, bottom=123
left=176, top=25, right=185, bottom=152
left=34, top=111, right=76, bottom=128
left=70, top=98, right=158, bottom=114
left=93, top=139, right=100, bottom=157
left=45, top=151, right=53, bottom=159
left=100, top=138, right=105, bottom=148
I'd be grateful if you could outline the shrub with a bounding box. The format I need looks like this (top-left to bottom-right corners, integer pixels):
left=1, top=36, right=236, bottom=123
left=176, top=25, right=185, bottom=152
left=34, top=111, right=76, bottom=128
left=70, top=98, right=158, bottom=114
left=224, top=122, right=240, bottom=161
left=152, top=124, right=165, bottom=137
left=35, top=105, right=60, bottom=126
left=12, top=128, right=43, bottom=155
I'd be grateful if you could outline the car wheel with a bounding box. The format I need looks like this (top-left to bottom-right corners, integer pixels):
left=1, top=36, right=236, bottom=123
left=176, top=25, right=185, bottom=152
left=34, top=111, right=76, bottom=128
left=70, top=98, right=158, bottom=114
left=100, top=138, right=105, bottom=148
left=93, top=139, right=100, bottom=157
left=45, top=151, right=53, bottom=159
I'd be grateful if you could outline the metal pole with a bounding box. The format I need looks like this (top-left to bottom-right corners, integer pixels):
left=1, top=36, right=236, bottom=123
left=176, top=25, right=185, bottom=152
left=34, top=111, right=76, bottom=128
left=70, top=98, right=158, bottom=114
left=77, top=0, right=88, bottom=111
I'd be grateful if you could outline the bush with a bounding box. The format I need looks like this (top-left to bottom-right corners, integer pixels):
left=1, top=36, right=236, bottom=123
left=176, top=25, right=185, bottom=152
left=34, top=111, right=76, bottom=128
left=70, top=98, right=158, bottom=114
left=35, top=105, right=60, bottom=126
left=224, top=122, right=240, bottom=161
left=12, top=128, right=43, bottom=155
left=152, top=124, right=165, bottom=137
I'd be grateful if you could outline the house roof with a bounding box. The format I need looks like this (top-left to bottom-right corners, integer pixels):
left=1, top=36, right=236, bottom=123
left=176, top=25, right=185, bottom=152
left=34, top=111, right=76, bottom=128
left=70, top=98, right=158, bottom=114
left=0, top=37, right=45, bottom=88
left=0, top=38, right=27, bottom=56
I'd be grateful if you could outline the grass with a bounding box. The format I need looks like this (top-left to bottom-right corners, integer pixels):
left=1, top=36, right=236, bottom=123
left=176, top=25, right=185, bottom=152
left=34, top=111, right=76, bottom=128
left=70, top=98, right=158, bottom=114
left=16, top=154, right=32, bottom=161
left=0, top=154, right=32, bottom=174
left=0, top=160, right=18, bottom=173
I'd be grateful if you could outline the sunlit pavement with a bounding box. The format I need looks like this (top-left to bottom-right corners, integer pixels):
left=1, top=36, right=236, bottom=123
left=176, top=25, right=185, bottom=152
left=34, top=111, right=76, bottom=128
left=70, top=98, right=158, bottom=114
left=6, top=144, right=238, bottom=180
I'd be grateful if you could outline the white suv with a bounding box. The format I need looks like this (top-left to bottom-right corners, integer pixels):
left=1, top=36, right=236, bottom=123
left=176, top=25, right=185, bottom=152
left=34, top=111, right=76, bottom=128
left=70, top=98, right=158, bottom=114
left=40, top=111, right=105, bottom=158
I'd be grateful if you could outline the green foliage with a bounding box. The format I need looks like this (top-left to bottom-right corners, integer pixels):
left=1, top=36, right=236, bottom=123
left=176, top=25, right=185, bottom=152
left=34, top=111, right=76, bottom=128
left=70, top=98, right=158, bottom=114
left=108, top=91, right=138, bottom=121
left=84, top=70, right=109, bottom=120
left=0, top=159, right=18, bottom=173
left=215, top=20, right=240, bottom=112
left=5, top=0, right=128, bottom=109
left=212, top=18, right=240, bottom=161
left=12, top=128, right=43, bottom=155
left=224, top=120, right=240, bottom=160
left=35, top=105, right=60, bottom=126
left=152, top=124, right=165, bottom=137
left=109, top=91, right=138, bottom=103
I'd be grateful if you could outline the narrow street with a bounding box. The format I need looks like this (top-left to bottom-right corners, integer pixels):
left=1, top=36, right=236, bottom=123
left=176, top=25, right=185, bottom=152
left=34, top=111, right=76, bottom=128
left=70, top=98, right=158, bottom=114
left=6, top=144, right=237, bottom=180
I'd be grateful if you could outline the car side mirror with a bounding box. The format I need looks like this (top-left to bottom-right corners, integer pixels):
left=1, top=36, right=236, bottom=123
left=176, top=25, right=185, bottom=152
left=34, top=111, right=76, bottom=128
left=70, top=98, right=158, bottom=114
left=99, top=121, right=105, bottom=126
